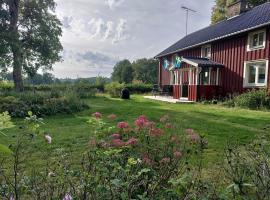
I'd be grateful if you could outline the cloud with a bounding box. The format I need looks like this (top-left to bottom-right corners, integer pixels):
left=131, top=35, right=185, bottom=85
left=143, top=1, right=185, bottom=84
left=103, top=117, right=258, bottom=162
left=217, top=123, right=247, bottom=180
left=113, top=19, right=129, bottom=44
left=76, top=51, right=118, bottom=66
left=61, top=16, right=73, bottom=29
left=105, top=0, right=125, bottom=10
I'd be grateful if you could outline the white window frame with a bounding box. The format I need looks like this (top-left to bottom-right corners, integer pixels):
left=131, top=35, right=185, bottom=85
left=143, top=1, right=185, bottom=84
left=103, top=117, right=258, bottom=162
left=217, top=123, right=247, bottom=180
left=243, top=59, right=269, bottom=88
left=247, top=29, right=266, bottom=51
left=201, top=44, right=211, bottom=58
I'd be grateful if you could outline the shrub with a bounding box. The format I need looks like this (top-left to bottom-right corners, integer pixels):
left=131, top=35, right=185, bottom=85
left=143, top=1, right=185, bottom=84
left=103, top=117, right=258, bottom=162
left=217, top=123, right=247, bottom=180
left=105, top=82, right=124, bottom=98
left=0, top=81, right=14, bottom=91
left=0, top=91, right=89, bottom=118
left=224, top=89, right=270, bottom=110
left=125, top=83, right=153, bottom=94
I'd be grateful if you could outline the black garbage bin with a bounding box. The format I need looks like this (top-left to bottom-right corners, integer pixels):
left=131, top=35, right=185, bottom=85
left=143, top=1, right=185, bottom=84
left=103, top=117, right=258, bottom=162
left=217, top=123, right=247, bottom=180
left=121, top=88, right=130, bottom=99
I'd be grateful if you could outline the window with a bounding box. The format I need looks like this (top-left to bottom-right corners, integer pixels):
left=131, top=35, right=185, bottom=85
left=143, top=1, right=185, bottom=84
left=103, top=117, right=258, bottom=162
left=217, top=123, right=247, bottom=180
left=247, top=30, right=266, bottom=51
left=201, top=45, right=211, bottom=58
left=244, top=60, right=268, bottom=87
left=200, top=68, right=210, bottom=85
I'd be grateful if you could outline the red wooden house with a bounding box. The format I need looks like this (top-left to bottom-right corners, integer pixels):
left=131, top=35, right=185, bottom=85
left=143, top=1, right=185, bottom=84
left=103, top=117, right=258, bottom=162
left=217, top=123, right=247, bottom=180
left=155, top=0, right=270, bottom=102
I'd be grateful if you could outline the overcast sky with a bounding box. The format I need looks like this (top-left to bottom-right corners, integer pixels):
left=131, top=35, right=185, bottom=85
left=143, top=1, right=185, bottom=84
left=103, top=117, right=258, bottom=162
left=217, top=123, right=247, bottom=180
left=53, top=0, right=215, bottom=78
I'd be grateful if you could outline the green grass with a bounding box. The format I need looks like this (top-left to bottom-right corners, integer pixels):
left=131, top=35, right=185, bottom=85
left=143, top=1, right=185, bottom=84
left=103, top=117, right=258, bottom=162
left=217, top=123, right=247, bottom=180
left=1, top=94, right=270, bottom=166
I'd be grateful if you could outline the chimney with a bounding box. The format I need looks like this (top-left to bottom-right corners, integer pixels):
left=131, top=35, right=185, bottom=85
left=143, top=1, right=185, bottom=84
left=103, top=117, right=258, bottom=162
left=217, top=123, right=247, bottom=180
left=226, top=0, right=248, bottom=18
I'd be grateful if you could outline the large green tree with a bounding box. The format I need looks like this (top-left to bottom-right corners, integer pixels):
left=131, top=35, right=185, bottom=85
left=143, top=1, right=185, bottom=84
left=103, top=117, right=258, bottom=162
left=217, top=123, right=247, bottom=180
left=0, top=0, right=62, bottom=91
left=111, top=59, right=133, bottom=84
left=211, top=0, right=269, bottom=24
left=132, top=58, right=158, bottom=84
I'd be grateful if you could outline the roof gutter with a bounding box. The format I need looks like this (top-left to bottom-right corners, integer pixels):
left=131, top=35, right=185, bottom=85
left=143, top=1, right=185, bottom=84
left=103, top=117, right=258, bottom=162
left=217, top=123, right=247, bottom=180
left=154, top=22, right=270, bottom=59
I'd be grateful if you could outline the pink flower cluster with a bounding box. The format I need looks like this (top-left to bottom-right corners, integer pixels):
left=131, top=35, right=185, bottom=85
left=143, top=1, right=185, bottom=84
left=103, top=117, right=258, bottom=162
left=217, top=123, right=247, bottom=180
left=160, top=115, right=169, bottom=123
left=111, top=135, right=138, bottom=147
left=107, top=114, right=117, bottom=120
left=186, top=129, right=200, bottom=143
left=149, top=128, right=164, bottom=137
left=117, top=121, right=129, bottom=129
left=92, top=112, right=102, bottom=119
left=134, top=115, right=149, bottom=129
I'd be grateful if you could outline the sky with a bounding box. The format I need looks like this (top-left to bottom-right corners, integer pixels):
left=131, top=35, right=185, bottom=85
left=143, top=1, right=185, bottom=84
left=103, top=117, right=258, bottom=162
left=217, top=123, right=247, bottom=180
left=53, top=0, right=215, bottom=78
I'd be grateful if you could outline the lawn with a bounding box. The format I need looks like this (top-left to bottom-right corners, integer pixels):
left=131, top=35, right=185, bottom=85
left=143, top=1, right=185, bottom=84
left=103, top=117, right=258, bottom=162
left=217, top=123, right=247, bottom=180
left=1, top=94, right=270, bottom=165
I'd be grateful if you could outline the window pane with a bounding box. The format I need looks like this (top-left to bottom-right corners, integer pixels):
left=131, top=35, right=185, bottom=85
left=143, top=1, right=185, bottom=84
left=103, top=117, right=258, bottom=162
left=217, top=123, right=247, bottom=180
left=258, top=32, right=264, bottom=46
left=258, top=66, right=266, bottom=83
left=252, top=34, right=258, bottom=47
left=201, top=69, right=209, bottom=85
left=248, top=65, right=256, bottom=84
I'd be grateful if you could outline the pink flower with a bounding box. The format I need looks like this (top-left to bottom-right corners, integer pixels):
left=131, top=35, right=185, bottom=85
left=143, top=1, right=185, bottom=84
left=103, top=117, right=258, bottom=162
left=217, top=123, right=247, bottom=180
left=186, top=129, right=200, bottom=143
left=88, top=139, right=97, bottom=147
left=171, top=136, right=178, bottom=143
left=112, top=139, right=125, bottom=147
left=44, top=134, right=52, bottom=144
left=159, top=157, right=171, bottom=164
left=149, top=128, right=164, bottom=137
left=126, top=138, right=138, bottom=146
left=9, top=195, right=15, bottom=200
left=100, top=141, right=110, bottom=148
left=135, top=115, right=149, bottom=128
left=144, top=121, right=155, bottom=129
left=92, top=112, right=102, bottom=119
left=111, top=133, right=121, bottom=139
left=173, top=151, right=182, bottom=158
left=63, top=193, right=72, bottom=200
left=117, top=121, right=129, bottom=129
left=165, top=123, right=173, bottom=129
left=107, top=114, right=117, bottom=120
left=160, top=115, right=169, bottom=123
left=143, top=156, right=153, bottom=166
left=185, top=128, right=194, bottom=135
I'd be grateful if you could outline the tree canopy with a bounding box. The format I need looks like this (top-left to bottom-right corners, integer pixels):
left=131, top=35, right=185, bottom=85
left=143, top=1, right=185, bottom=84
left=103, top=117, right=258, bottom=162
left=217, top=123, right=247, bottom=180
left=211, top=0, right=269, bottom=24
left=132, top=58, right=158, bottom=84
left=111, top=58, right=158, bottom=84
left=111, top=59, right=134, bottom=84
left=0, top=0, right=62, bottom=91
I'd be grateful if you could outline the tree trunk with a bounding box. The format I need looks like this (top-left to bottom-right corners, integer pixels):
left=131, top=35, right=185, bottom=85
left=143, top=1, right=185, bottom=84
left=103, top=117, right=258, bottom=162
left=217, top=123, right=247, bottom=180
left=9, top=0, right=23, bottom=91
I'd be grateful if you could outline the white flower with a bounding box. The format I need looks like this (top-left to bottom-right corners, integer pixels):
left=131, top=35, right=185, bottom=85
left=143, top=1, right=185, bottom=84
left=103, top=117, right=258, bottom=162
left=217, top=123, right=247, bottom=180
left=48, top=171, right=55, bottom=177
left=44, top=134, right=52, bottom=144
left=63, top=193, right=72, bottom=200
left=9, top=195, right=15, bottom=200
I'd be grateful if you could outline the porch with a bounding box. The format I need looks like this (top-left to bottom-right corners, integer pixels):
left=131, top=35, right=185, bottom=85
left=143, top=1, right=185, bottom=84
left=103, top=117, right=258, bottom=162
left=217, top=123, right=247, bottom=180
left=144, top=95, right=195, bottom=104
left=169, top=57, right=224, bottom=101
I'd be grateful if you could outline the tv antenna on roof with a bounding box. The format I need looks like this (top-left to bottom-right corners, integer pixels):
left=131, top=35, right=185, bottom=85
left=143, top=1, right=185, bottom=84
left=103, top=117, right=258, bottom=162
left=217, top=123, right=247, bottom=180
left=181, top=6, right=196, bottom=36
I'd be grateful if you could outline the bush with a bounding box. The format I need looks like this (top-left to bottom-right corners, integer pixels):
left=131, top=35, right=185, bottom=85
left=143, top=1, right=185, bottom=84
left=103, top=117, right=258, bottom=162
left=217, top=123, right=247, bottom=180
left=105, top=82, right=153, bottom=98
left=0, top=91, right=89, bottom=118
left=0, top=81, right=14, bottom=91
left=105, top=82, right=124, bottom=98
left=224, top=89, right=270, bottom=110
left=125, top=83, right=153, bottom=94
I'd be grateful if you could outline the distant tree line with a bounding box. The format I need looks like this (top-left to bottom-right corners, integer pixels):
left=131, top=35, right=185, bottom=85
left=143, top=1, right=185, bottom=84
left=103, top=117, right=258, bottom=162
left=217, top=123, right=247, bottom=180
left=0, top=70, right=111, bottom=86
left=111, top=58, right=158, bottom=84
left=211, top=0, right=268, bottom=24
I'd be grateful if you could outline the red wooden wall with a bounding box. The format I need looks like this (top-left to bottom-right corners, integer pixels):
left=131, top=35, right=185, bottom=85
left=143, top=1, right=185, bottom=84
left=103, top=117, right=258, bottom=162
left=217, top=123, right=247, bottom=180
left=159, top=26, right=270, bottom=99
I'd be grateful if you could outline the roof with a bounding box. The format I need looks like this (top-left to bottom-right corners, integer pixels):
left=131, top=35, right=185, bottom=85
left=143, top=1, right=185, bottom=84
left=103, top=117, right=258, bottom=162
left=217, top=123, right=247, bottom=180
left=182, top=57, right=224, bottom=68
left=155, top=2, right=270, bottom=58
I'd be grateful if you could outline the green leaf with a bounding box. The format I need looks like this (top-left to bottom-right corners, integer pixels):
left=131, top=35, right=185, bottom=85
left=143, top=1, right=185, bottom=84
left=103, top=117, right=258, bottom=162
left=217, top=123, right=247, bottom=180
left=0, top=144, right=12, bottom=154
